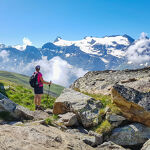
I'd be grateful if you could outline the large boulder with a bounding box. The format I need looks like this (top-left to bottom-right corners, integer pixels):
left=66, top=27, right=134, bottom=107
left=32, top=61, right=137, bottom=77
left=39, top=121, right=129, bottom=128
left=53, top=88, right=103, bottom=128
left=109, top=123, right=150, bottom=146
left=111, top=84, right=150, bottom=127
left=0, top=92, right=50, bottom=121
left=70, top=67, right=150, bottom=95
left=0, top=93, right=34, bottom=120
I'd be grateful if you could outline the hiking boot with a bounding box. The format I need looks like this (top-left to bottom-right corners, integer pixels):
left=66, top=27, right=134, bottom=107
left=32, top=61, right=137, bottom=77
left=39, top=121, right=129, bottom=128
left=35, top=105, right=38, bottom=110
left=38, top=105, right=45, bottom=111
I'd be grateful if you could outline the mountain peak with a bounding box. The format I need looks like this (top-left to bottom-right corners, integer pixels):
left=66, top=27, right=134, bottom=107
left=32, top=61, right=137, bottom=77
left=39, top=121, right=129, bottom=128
left=123, top=34, right=135, bottom=43
left=54, top=36, right=62, bottom=42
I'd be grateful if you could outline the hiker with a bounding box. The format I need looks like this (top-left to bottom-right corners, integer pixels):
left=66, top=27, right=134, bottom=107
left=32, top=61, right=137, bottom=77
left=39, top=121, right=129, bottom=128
left=34, top=65, right=52, bottom=110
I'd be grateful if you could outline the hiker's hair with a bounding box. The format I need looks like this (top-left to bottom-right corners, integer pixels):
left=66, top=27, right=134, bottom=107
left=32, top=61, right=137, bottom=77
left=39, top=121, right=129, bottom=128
left=35, top=65, right=40, bottom=71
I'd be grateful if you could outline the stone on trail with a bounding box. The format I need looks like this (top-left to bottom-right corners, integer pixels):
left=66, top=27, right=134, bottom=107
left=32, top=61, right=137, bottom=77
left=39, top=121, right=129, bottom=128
left=57, top=112, right=79, bottom=127
left=96, top=141, right=127, bottom=150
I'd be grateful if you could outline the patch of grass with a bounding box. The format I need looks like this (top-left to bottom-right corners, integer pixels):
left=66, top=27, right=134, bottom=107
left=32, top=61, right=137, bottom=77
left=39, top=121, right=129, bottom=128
left=41, top=94, right=56, bottom=109
left=44, top=115, right=59, bottom=126
left=52, top=114, right=59, bottom=120
left=107, top=103, right=121, bottom=115
left=99, top=108, right=106, bottom=115
left=0, top=81, right=56, bottom=111
left=95, top=120, right=112, bottom=134
left=44, top=117, right=52, bottom=126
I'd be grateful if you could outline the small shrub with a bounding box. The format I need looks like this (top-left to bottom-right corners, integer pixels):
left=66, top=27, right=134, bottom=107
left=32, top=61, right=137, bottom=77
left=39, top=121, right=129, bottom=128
left=107, top=103, right=121, bottom=115
left=53, top=114, right=59, bottom=120
left=99, top=108, right=105, bottom=116
left=95, top=120, right=112, bottom=134
left=44, top=117, right=52, bottom=125
left=73, top=88, right=81, bottom=92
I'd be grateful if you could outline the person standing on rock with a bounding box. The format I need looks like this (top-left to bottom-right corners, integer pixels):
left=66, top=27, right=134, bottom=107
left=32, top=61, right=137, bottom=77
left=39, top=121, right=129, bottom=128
left=34, top=65, right=52, bottom=110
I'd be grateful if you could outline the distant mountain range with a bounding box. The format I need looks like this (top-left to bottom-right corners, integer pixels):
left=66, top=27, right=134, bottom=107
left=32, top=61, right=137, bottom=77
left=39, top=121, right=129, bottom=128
left=0, top=33, right=150, bottom=86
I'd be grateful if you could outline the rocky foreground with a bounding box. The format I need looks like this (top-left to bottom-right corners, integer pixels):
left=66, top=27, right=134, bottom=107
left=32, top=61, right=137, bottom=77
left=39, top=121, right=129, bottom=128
left=0, top=67, right=150, bottom=150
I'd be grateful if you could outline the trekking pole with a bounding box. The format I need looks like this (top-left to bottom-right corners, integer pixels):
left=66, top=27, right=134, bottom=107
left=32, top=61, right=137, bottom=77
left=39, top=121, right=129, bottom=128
left=47, top=83, right=51, bottom=103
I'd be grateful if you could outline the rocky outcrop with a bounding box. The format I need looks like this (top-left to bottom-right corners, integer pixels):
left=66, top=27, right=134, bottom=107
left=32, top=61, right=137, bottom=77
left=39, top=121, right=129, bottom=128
left=0, top=124, right=94, bottom=150
left=111, top=84, right=150, bottom=126
left=53, top=88, right=103, bottom=128
left=109, top=123, right=150, bottom=146
left=70, top=67, right=150, bottom=95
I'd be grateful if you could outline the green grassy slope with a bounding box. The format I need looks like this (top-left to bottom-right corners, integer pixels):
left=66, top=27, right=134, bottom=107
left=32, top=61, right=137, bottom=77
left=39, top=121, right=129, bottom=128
left=0, top=71, right=65, bottom=111
left=0, top=70, right=64, bottom=96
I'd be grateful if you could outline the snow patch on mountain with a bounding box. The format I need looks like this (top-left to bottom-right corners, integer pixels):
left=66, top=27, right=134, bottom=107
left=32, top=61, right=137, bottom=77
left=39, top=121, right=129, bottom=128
left=108, top=49, right=126, bottom=58
left=13, top=37, right=32, bottom=51
left=54, top=35, right=131, bottom=57
left=100, top=57, right=109, bottom=63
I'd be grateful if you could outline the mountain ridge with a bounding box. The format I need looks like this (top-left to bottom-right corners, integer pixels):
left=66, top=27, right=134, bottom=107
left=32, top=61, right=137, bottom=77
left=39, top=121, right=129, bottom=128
left=0, top=34, right=150, bottom=86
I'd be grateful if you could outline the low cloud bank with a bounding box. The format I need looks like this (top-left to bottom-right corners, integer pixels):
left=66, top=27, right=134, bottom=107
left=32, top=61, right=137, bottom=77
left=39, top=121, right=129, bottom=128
left=0, top=56, right=87, bottom=87
left=0, top=50, right=9, bottom=62
left=126, top=32, right=150, bottom=65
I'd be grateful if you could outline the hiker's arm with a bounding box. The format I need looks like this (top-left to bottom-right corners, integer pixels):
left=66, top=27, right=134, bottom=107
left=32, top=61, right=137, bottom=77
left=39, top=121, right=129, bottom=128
left=40, top=77, right=52, bottom=85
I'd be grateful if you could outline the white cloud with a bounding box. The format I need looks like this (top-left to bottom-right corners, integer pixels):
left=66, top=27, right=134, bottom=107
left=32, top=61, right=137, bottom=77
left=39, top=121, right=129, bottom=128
left=12, top=56, right=87, bottom=87
left=126, top=32, right=150, bottom=64
left=0, top=50, right=9, bottom=62
left=13, top=37, right=32, bottom=51
left=23, top=37, right=32, bottom=46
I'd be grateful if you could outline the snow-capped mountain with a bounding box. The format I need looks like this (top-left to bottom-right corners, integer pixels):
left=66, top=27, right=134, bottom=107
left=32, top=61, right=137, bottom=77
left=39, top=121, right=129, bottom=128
left=0, top=33, right=150, bottom=86
left=41, top=34, right=135, bottom=70
left=53, top=35, right=134, bottom=58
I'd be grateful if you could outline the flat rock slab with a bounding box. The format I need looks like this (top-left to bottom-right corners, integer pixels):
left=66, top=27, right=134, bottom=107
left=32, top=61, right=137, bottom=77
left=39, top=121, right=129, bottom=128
left=111, top=84, right=150, bottom=127
left=53, top=88, right=103, bottom=128
left=0, top=124, right=94, bottom=150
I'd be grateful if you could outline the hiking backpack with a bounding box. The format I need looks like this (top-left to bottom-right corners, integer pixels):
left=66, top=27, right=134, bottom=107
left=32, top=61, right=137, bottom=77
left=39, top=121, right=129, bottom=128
left=29, top=73, right=39, bottom=88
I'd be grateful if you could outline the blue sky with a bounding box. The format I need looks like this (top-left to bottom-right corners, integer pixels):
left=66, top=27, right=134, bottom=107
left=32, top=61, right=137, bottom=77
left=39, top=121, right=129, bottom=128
left=0, top=0, right=149, bottom=47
